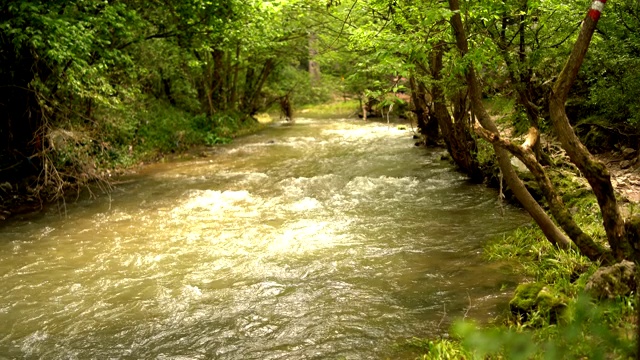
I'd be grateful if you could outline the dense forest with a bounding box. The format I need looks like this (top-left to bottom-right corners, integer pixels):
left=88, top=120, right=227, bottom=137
left=2, top=0, right=640, bottom=357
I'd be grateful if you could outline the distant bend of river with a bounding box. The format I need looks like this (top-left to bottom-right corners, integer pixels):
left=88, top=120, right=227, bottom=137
left=0, top=117, right=530, bottom=359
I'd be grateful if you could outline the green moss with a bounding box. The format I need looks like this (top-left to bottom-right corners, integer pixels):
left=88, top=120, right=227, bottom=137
left=510, top=282, right=545, bottom=314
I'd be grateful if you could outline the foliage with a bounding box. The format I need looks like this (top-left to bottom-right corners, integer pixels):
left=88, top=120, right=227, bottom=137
left=0, top=0, right=332, bottom=198
left=584, top=0, right=640, bottom=130
left=47, top=100, right=255, bottom=179
left=401, top=337, right=472, bottom=360
left=452, top=292, right=636, bottom=359
left=415, top=197, right=635, bottom=358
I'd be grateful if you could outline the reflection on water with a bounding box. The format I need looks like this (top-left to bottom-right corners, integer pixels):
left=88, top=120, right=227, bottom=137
left=0, top=118, right=530, bottom=359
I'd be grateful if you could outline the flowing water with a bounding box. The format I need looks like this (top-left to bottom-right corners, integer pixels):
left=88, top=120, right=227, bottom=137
left=0, top=117, right=530, bottom=359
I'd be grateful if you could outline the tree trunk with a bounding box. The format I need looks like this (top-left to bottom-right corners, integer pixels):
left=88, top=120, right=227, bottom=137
left=549, top=0, right=632, bottom=261
left=361, top=93, right=368, bottom=121
left=229, top=43, right=241, bottom=110
left=409, top=75, right=439, bottom=146
left=474, top=125, right=613, bottom=263
left=309, top=32, right=321, bottom=86
left=494, top=6, right=544, bottom=162
left=210, top=48, right=225, bottom=112
left=448, top=0, right=573, bottom=249
left=162, top=77, right=176, bottom=106
left=428, top=46, right=482, bottom=181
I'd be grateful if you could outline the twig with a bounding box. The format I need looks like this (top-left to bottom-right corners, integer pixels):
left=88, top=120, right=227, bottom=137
left=498, top=167, right=505, bottom=216
left=463, top=292, right=472, bottom=320
left=437, top=303, right=447, bottom=330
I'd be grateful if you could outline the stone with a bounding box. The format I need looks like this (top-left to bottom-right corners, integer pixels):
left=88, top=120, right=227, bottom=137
left=510, top=156, right=529, bottom=173
left=510, top=282, right=544, bottom=316
left=509, top=282, right=567, bottom=324
left=620, top=160, right=633, bottom=169
left=585, top=260, right=636, bottom=300
left=535, top=286, right=568, bottom=321
left=622, top=147, right=637, bottom=160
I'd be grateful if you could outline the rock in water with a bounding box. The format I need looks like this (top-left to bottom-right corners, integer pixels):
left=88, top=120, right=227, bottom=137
left=585, top=260, right=636, bottom=299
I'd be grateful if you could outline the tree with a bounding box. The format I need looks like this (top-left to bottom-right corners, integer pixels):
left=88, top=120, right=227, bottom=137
left=448, top=0, right=640, bottom=264
left=447, top=0, right=574, bottom=251
left=0, top=0, right=328, bottom=199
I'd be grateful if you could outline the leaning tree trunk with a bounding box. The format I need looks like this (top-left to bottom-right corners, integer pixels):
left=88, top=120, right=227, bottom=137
left=549, top=0, right=634, bottom=261
left=496, top=7, right=545, bottom=162
left=448, top=0, right=573, bottom=249
left=473, top=125, right=613, bottom=264
left=242, top=59, right=275, bottom=116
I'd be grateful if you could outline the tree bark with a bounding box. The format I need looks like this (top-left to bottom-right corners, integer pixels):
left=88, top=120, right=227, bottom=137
left=428, top=47, right=483, bottom=181
left=409, top=75, right=439, bottom=146
left=229, top=43, right=241, bottom=110
left=359, top=95, right=367, bottom=121
left=549, top=0, right=632, bottom=261
left=448, top=0, right=573, bottom=249
left=309, top=32, right=321, bottom=86
left=210, top=48, right=225, bottom=112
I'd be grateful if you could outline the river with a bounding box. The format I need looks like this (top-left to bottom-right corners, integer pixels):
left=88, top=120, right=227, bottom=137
left=0, top=117, right=530, bottom=359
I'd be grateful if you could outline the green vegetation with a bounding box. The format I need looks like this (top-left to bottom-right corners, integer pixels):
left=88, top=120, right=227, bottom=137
left=404, top=161, right=636, bottom=358
left=297, top=99, right=361, bottom=118
left=2, top=0, right=640, bottom=357
left=0, top=0, right=345, bottom=202
left=408, top=234, right=636, bottom=358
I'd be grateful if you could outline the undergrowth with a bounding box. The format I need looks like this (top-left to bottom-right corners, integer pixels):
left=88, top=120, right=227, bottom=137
left=407, top=157, right=637, bottom=359
left=95, top=101, right=260, bottom=169
left=0, top=99, right=266, bottom=210
left=408, top=220, right=636, bottom=359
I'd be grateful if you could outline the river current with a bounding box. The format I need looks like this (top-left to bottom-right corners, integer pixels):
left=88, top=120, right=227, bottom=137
left=0, top=117, right=530, bottom=359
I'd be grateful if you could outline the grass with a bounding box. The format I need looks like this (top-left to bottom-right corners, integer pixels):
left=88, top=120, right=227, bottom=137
left=408, top=161, right=637, bottom=359
left=409, top=221, right=636, bottom=358
left=297, top=99, right=360, bottom=118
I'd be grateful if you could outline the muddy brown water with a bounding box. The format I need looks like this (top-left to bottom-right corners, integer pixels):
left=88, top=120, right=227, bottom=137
left=0, top=118, right=530, bottom=359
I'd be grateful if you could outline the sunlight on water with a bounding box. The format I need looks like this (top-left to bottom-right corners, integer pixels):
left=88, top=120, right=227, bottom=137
left=0, top=117, right=530, bottom=359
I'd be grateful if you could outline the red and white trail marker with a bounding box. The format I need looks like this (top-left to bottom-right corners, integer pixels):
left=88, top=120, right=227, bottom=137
left=588, top=0, right=606, bottom=22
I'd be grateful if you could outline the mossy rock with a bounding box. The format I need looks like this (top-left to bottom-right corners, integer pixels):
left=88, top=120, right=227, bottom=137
left=536, top=286, right=569, bottom=323
left=510, top=282, right=544, bottom=315
left=585, top=260, right=636, bottom=300
left=509, top=283, right=568, bottom=324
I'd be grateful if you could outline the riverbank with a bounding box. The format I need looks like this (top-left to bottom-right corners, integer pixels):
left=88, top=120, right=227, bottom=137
left=1, top=101, right=637, bottom=357
left=408, top=142, right=639, bottom=358
left=0, top=110, right=273, bottom=224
